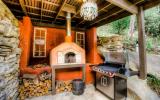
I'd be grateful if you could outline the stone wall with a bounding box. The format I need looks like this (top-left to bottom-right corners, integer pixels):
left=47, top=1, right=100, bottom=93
left=0, top=0, right=21, bottom=99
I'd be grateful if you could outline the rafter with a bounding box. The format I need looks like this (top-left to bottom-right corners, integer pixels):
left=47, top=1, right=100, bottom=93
left=41, top=0, right=44, bottom=22
left=4, top=0, right=157, bottom=29
left=53, top=0, right=67, bottom=23
left=36, top=0, right=60, bottom=6
left=19, top=0, right=27, bottom=15
left=98, top=2, right=111, bottom=12
left=71, top=10, right=80, bottom=19
left=27, top=12, right=54, bottom=18
left=94, top=11, right=131, bottom=28
left=85, top=0, right=144, bottom=27
left=89, top=8, right=123, bottom=26
left=143, top=0, right=160, bottom=10
left=71, top=2, right=82, bottom=19
left=32, top=22, right=86, bottom=31
left=62, top=3, right=76, bottom=14
left=11, top=9, right=23, bottom=14
left=11, top=9, right=63, bottom=19
left=24, top=5, right=56, bottom=13
left=3, top=0, right=20, bottom=5
left=77, top=3, right=112, bottom=25
left=106, top=0, right=138, bottom=14
left=16, top=16, right=52, bottom=22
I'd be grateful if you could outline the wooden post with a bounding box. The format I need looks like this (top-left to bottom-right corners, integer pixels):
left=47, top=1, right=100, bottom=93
left=137, top=6, right=147, bottom=79
left=82, top=64, right=86, bottom=82
left=52, top=67, right=56, bottom=94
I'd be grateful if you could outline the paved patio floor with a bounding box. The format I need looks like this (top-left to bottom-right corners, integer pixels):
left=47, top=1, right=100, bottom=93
left=26, top=85, right=109, bottom=100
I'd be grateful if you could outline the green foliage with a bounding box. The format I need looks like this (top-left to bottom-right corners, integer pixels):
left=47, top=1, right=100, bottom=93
left=147, top=74, right=160, bottom=96
left=146, top=37, right=154, bottom=51
left=123, top=35, right=137, bottom=45
left=97, top=16, right=130, bottom=36
left=109, top=16, right=130, bottom=35
left=97, top=25, right=111, bottom=37
left=122, top=35, right=138, bottom=51
left=145, top=7, right=160, bottom=37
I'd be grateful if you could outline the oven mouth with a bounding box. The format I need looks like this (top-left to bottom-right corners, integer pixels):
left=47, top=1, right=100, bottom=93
left=65, top=52, right=76, bottom=63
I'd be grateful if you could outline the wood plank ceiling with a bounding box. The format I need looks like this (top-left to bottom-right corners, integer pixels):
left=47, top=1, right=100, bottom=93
left=2, top=0, right=160, bottom=29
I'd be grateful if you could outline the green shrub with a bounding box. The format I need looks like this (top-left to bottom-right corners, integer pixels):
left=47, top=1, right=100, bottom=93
left=146, top=37, right=153, bottom=51
left=147, top=74, right=160, bottom=96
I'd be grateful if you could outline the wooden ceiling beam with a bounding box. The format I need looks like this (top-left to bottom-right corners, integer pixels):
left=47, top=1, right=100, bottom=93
left=27, top=12, right=54, bottom=18
left=11, top=9, right=64, bottom=19
left=32, top=22, right=86, bottom=31
left=86, top=0, right=144, bottom=27
left=71, top=10, right=80, bottom=19
left=98, top=2, right=112, bottom=12
left=19, top=0, right=27, bottom=15
left=3, top=0, right=20, bottom=5
left=143, top=0, right=160, bottom=10
left=71, top=2, right=82, bottom=19
left=24, top=5, right=56, bottom=13
left=53, top=0, right=67, bottom=23
left=16, top=15, right=65, bottom=21
left=93, top=11, right=130, bottom=28
left=89, top=7, right=123, bottom=26
left=62, top=3, right=76, bottom=14
left=41, top=0, right=44, bottom=22
left=11, top=9, right=23, bottom=14
left=36, top=0, right=60, bottom=7
left=77, top=2, right=112, bottom=25
left=16, top=16, right=52, bottom=22
left=59, top=4, right=77, bottom=17
left=78, top=0, right=139, bottom=25
left=59, top=12, right=66, bottom=17
left=32, top=19, right=51, bottom=22
left=106, top=0, right=138, bottom=14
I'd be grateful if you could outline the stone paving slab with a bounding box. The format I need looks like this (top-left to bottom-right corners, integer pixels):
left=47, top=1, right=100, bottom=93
left=26, top=85, right=109, bottom=100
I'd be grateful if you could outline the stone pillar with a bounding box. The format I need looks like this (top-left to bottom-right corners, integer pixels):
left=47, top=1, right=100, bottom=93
left=0, top=0, right=21, bottom=99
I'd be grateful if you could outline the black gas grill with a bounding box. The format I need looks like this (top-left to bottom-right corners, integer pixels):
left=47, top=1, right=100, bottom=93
left=90, top=52, right=128, bottom=100
left=92, top=62, right=126, bottom=77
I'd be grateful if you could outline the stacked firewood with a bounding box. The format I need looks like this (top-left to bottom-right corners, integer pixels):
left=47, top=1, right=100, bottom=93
left=39, top=72, right=51, bottom=81
left=56, top=80, right=72, bottom=93
left=32, top=64, right=48, bottom=69
left=19, top=73, right=51, bottom=100
left=0, top=0, right=21, bottom=100
left=97, top=35, right=123, bottom=52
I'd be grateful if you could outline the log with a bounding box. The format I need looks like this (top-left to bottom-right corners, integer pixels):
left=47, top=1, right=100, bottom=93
left=19, top=77, right=51, bottom=99
left=56, top=80, right=72, bottom=93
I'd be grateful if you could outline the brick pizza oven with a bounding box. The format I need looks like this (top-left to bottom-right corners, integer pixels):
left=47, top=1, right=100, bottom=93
left=50, top=12, right=85, bottom=66
left=50, top=42, right=85, bottom=66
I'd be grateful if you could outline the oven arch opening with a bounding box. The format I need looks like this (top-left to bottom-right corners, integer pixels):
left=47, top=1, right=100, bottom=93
left=65, top=52, right=76, bottom=63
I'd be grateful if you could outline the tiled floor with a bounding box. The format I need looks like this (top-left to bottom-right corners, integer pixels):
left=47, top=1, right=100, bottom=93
left=27, top=85, right=109, bottom=100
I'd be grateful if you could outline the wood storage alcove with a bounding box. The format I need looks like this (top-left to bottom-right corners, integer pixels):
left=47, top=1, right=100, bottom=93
left=50, top=12, right=86, bottom=94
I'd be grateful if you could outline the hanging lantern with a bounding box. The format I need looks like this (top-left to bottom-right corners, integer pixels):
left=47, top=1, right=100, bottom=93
left=80, top=0, right=98, bottom=21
